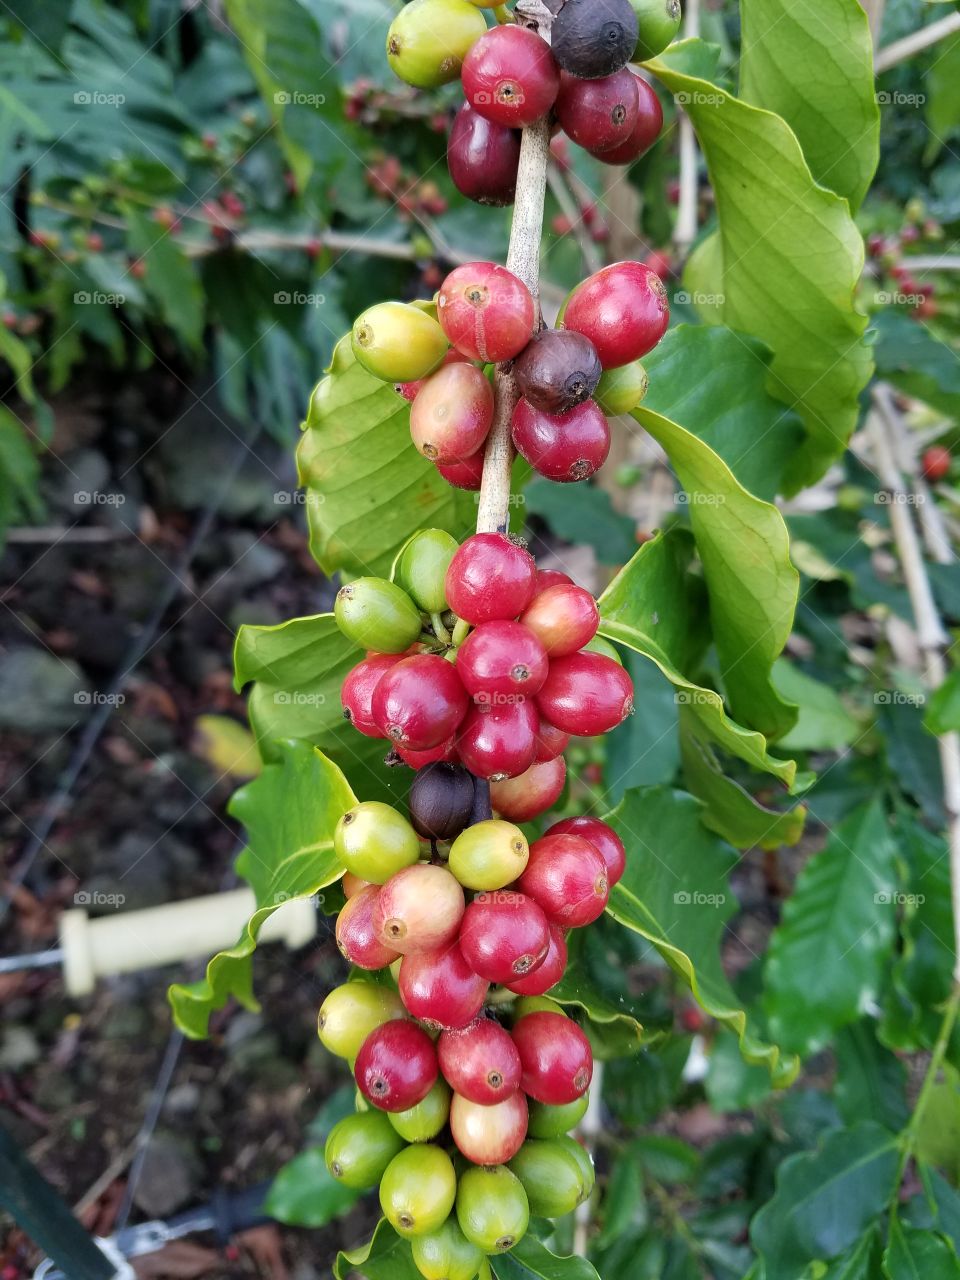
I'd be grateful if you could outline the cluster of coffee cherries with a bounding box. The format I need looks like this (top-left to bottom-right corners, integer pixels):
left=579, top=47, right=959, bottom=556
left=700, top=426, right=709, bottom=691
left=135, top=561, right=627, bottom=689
left=351, top=256, right=668, bottom=488
left=384, top=0, right=677, bottom=207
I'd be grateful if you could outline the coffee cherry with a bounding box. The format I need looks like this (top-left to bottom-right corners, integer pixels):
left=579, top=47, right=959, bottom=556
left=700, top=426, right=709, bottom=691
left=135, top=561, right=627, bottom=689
left=335, top=801, right=422, bottom=883
left=533, top=568, right=574, bottom=596
left=342, top=653, right=404, bottom=736
left=409, top=762, right=476, bottom=841
left=555, top=1134, right=596, bottom=1203
left=537, top=650, right=634, bottom=735
left=355, top=1019, right=439, bottom=1111
left=445, top=533, right=537, bottom=624
left=411, top=1218, right=485, bottom=1280
left=922, top=444, right=951, bottom=481
left=399, top=942, right=489, bottom=1029
left=450, top=1090, right=528, bottom=1165
left=508, top=1139, right=590, bottom=1216
left=396, top=528, right=460, bottom=614
left=457, top=1165, right=530, bottom=1253
left=456, top=620, right=549, bottom=700
left=342, top=871, right=372, bottom=898
left=630, top=0, right=682, bottom=60
left=397, top=738, right=459, bottom=769
left=595, top=359, right=649, bottom=414
left=506, top=923, right=567, bottom=995
left=457, top=696, right=539, bottom=780
left=551, top=0, right=639, bottom=78
left=374, top=863, right=465, bottom=954
left=372, top=654, right=470, bottom=750
left=438, top=262, right=535, bottom=363
left=512, top=1011, right=593, bottom=1104
left=561, top=261, right=669, bottom=367
left=520, top=584, right=599, bottom=657
left=448, top=818, right=529, bottom=890
left=410, top=363, right=494, bottom=464
left=380, top=1144, right=457, bottom=1236
left=527, top=1093, right=590, bottom=1138
left=396, top=348, right=472, bottom=403
left=352, top=301, right=448, bottom=382
left=556, top=69, right=639, bottom=154
left=591, top=76, right=663, bottom=164
left=436, top=449, right=486, bottom=491
left=337, top=885, right=403, bottom=970
left=325, top=1111, right=406, bottom=1189
left=462, top=25, right=561, bottom=129
left=459, top=891, right=550, bottom=983
left=448, top=102, right=521, bottom=207
left=518, top=833, right=609, bottom=926
left=389, top=1077, right=452, bottom=1142
left=318, top=981, right=405, bottom=1060
left=534, top=718, right=571, bottom=761
left=335, top=578, right=423, bottom=653
left=438, top=1017, right=523, bottom=1105
left=512, top=398, right=610, bottom=483
left=546, top=815, right=626, bottom=886
left=386, top=0, right=487, bottom=89
left=514, top=995, right=566, bottom=1018
left=490, top=755, right=566, bottom=822
left=514, top=329, right=602, bottom=416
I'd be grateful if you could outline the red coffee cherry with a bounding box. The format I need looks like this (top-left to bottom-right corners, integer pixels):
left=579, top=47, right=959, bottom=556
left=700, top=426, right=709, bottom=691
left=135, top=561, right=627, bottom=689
left=399, top=942, right=489, bottom=1030
left=555, top=68, right=639, bottom=154
left=410, top=363, right=494, bottom=463
left=592, top=76, right=663, bottom=165
left=396, top=737, right=459, bottom=769
left=342, top=653, right=404, bottom=737
left=520, top=584, right=599, bottom=657
left=457, top=621, right=549, bottom=700
left=372, top=654, right=470, bottom=750
left=536, top=651, right=634, bottom=735
left=517, top=833, right=609, bottom=926
left=511, top=398, right=611, bottom=483
left=438, top=1017, right=523, bottom=1105
left=562, top=261, right=669, bottom=367
left=512, top=1011, right=593, bottom=1104
left=436, top=449, right=486, bottom=491
left=450, top=1091, right=529, bottom=1164
left=533, top=718, right=571, bottom=762
left=374, top=863, right=465, bottom=954
left=506, top=923, right=568, bottom=996
left=922, top=444, right=951, bottom=482
left=337, top=884, right=402, bottom=970
left=459, top=890, right=551, bottom=984
left=532, top=568, right=573, bottom=596
left=445, top=533, right=537, bottom=624
left=490, top=756, right=566, bottom=822
left=514, top=329, right=602, bottom=415
left=457, top=699, right=539, bottom=781
left=462, top=25, right=561, bottom=129
left=355, top=1020, right=439, bottom=1112
left=341, top=871, right=372, bottom=899
left=438, top=262, right=535, bottom=363
left=546, top=816, right=626, bottom=886
left=448, top=102, right=521, bottom=207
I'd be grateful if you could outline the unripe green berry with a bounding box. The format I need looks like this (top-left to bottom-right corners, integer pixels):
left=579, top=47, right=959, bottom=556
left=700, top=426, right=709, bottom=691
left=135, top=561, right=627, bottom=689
left=411, top=1217, right=485, bottom=1280
left=334, top=576, right=423, bottom=653
left=448, top=819, right=529, bottom=891
left=335, top=801, right=422, bottom=883
left=352, top=301, right=448, bottom=382
left=629, top=0, right=682, bottom=60
left=317, top=981, right=405, bottom=1059
left=554, top=1135, right=596, bottom=1203
left=324, top=1111, right=406, bottom=1189
left=508, top=1139, right=589, bottom=1216
left=380, top=1144, right=458, bottom=1237
left=456, top=1164, right=530, bottom=1253
left=595, top=360, right=649, bottom=416
left=396, top=529, right=459, bottom=614
left=389, top=1077, right=452, bottom=1142
left=386, top=0, right=488, bottom=90
left=527, top=1093, right=589, bottom=1138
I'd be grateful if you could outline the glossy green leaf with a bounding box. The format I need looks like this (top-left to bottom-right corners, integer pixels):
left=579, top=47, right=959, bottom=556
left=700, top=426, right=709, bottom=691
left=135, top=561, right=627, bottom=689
left=334, top=1219, right=421, bottom=1280
left=605, top=786, right=799, bottom=1086
left=549, top=929, right=646, bottom=1057
left=0, top=406, right=42, bottom=545
left=925, top=672, right=960, bottom=736
left=772, top=659, right=862, bottom=752
left=490, top=1236, right=601, bottom=1279
left=834, top=1021, right=909, bottom=1133
left=523, top=477, right=638, bottom=566
left=266, top=1148, right=358, bottom=1228
left=915, top=1065, right=960, bottom=1185
left=818, top=1228, right=884, bottom=1279
left=168, top=741, right=353, bottom=1038
left=883, top=1217, right=960, bottom=1279
left=925, top=31, right=960, bottom=162
left=604, top=649, right=680, bottom=802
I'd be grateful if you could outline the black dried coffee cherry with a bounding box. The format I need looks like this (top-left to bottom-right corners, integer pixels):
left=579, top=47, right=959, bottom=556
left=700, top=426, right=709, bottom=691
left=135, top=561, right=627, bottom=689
left=409, top=761, right=477, bottom=841
left=513, top=330, right=602, bottom=415
left=552, top=0, right=639, bottom=79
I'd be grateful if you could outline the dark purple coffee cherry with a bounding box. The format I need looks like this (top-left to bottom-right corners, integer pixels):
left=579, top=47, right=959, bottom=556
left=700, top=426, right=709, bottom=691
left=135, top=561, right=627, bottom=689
left=552, top=0, right=639, bottom=79
left=513, top=330, right=602, bottom=415
left=448, top=102, right=522, bottom=207
left=409, top=762, right=477, bottom=841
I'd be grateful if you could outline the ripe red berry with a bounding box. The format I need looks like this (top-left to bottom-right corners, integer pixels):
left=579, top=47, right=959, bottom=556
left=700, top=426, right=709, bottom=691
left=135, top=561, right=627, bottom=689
left=534, top=718, right=570, bottom=762
left=462, top=25, right=561, bottom=129
left=460, top=890, right=551, bottom=983
left=448, top=102, right=521, bottom=207
left=922, top=445, right=951, bottom=482
left=546, top=816, right=625, bottom=886
left=396, top=738, right=459, bottom=769
left=537, top=650, right=633, bottom=736
left=438, top=1018, right=523, bottom=1105
left=457, top=699, right=539, bottom=780
left=533, top=569, right=573, bottom=596
left=438, top=262, right=535, bottom=363
left=436, top=449, right=486, bottom=491
left=592, top=76, right=663, bottom=165
left=556, top=68, right=639, bottom=154
left=511, top=398, right=611, bottom=483
left=342, top=653, right=404, bottom=737
left=355, top=1020, right=439, bottom=1112
left=399, top=942, right=489, bottom=1029
left=445, top=533, right=537, bottom=624
left=514, top=330, right=602, bottom=416
left=512, top=1011, right=592, bottom=1104
left=457, top=621, right=549, bottom=700
left=374, top=863, right=465, bottom=954
left=518, top=833, right=609, bottom=926
left=337, top=884, right=402, bottom=970
left=506, top=923, right=567, bottom=995
left=410, top=362, right=494, bottom=463
left=372, top=654, right=470, bottom=750
left=520, top=584, right=599, bottom=657
left=490, top=756, right=566, bottom=822
left=450, top=1091, right=529, bottom=1164
left=562, top=261, right=669, bottom=367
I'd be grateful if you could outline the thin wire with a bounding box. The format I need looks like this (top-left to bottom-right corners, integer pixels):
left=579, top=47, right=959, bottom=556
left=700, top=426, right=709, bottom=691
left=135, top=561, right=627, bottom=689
left=113, top=1027, right=186, bottom=1231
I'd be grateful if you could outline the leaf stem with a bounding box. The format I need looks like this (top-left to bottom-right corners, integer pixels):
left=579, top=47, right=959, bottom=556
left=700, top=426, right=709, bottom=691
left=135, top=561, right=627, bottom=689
left=430, top=611, right=451, bottom=645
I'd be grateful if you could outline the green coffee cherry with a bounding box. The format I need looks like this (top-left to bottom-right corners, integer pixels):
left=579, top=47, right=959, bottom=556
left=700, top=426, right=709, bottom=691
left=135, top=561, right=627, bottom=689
left=380, top=1144, right=458, bottom=1237
left=629, top=0, right=682, bottom=59
left=352, top=301, right=448, bottom=382
left=527, top=1093, right=589, bottom=1138
left=335, top=576, right=423, bottom=653
left=396, top=529, right=459, bottom=614
left=448, top=819, right=529, bottom=891
left=555, top=1135, right=596, bottom=1204
left=508, top=1139, right=589, bottom=1217
left=457, top=1165, right=530, bottom=1253
left=324, top=1111, right=406, bottom=1189
left=335, top=801, right=422, bottom=884
left=389, top=1078, right=452, bottom=1142
left=582, top=635, right=623, bottom=665
left=595, top=361, right=649, bottom=416
left=317, top=981, right=405, bottom=1059
left=411, top=1217, right=485, bottom=1280
left=513, top=996, right=566, bottom=1021
left=386, top=0, right=488, bottom=89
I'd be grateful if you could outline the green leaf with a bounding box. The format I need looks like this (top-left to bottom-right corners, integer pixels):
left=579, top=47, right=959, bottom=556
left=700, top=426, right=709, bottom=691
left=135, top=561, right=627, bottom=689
left=168, top=741, right=353, bottom=1038
left=605, top=786, right=799, bottom=1086
left=125, top=208, right=204, bottom=351
left=523, top=477, right=638, bottom=565
left=738, top=0, right=879, bottom=210
left=763, top=799, right=898, bottom=1055
left=750, top=1122, right=899, bottom=1277
left=834, top=1021, right=909, bottom=1133
left=549, top=929, right=646, bottom=1058
left=915, top=1065, right=960, bottom=1185
left=0, top=407, right=42, bottom=543
left=604, top=649, right=680, bottom=802
left=818, top=1228, right=883, bottom=1279
left=925, top=672, right=960, bottom=736
left=650, top=40, right=872, bottom=492
left=925, top=32, right=960, bottom=162
left=334, top=1219, right=422, bottom=1280
left=297, top=337, right=473, bottom=579
left=628, top=1134, right=699, bottom=1183
left=884, top=1217, right=960, bottom=1279
left=265, top=1147, right=358, bottom=1227
left=872, top=310, right=960, bottom=423
left=772, top=659, right=862, bottom=752
left=490, top=1236, right=601, bottom=1279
